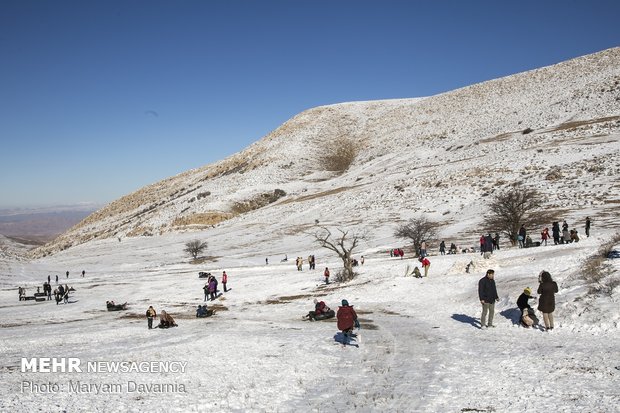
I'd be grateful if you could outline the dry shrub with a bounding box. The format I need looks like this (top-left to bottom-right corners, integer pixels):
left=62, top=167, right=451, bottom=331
left=127, top=226, right=154, bottom=237
left=324, top=136, right=357, bottom=173
left=334, top=268, right=357, bottom=283
left=230, top=189, right=286, bottom=215
left=172, top=212, right=233, bottom=228
left=583, top=232, right=620, bottom=296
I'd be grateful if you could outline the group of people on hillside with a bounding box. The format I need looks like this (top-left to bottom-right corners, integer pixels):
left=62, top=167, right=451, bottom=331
left=203, top=271, right=229, bottom=301
left=519, top=218, right=590, bottom=248
left=390, top=248, right=405, bottom=258
left=295, top=255, right=318, bottom=271
left=145, top=305, right=178, bottom=329
left=54, top=284, right=71, bottom=304
left=479, top=233, right=500, bottom=258
left=439, top=241, right=485, bottom=255
left=478, top=268, right=558, bottom=331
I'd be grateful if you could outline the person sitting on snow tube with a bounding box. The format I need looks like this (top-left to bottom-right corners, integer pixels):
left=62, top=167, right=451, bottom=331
left=304, top=299, right=331, bottom=321
left=196, top=304, right=213, bottom=318
left=106, top=301, right=128, bottom=311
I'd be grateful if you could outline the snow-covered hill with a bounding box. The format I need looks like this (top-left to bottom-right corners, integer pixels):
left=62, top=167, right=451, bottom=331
left=1, top=47, right=619, bottom=412
left=33, top=47, right=620, bottom=257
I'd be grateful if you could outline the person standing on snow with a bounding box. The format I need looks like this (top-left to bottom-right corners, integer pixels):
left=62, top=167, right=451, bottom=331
left=585, top=217, right=592, bottom=238
left=146, top=306, right=157, bottom=329
left=551, top=222, right=561, bottom=245
left=222, top=271, right=228, bottom=292
left=324, top=267, right=330, bottom=284
left=478, top=269, right=499, bottom=329
left=537, top=271, right=558, bottom=331
left=337, top=299, right=359, bottom=345
left=541, top=228, right=550, bottom=246
left=208, top=276, right=217, bottom=301
left=420, top=240, right=427, bottom=258
left=518, top=225, right=527, bottom=248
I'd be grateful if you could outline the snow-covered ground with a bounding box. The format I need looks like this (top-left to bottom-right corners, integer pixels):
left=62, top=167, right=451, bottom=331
left=1, top=47, right=619, bottom=412
left=1, top=225, right=619, bottom=412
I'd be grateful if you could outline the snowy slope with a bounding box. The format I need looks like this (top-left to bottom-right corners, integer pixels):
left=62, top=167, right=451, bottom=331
left=1, top=47, right=619, bottom=412
left=32, top=47, right=620, bottom=258
left=1, top=231, right=619, bottom=412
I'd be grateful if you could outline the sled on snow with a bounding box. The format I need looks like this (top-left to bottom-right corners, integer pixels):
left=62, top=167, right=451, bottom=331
left=106, top=302, right=128, bottom=311
left=196, top=309, right=215, bottom=318
left=303, top=309, right=336, bottom=321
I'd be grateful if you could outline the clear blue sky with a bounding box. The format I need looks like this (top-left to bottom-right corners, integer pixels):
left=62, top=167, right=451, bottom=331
left=1, top=1, right=618, bottom=209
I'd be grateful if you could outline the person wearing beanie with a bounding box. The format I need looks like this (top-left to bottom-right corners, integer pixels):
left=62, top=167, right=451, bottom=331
left=517, top=286, right=537, bottom=327
left=337, top=299, right=358, bottom=345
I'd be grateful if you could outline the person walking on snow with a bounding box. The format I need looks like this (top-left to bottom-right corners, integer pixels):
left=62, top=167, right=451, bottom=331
left=324, top=267, right=330, bottom=284
left=337, top=299, right=359, bottom=345
left=478, top=269, right=499, bottom=328
left=585, top=217, right=592, bottom=238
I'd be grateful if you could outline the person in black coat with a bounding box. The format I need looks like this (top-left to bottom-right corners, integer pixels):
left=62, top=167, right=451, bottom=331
left=552, top=222, right=561, bottom=245
left=517, top=287, right=539, bottom=327
left=478, top=269, right=499, bottom=328
left=538, top=271, right=559, bottom=331
left=517, top=287, right=535, bottom=312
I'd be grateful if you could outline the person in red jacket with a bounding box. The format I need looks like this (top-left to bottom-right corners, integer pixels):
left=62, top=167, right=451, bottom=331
left=323, top=267, right=330, bottom=284
left=222, top=271, right=228, bottom=292
left=337, top=299, right=359, bottom=345
left=419, top=256, right=431, bottom=277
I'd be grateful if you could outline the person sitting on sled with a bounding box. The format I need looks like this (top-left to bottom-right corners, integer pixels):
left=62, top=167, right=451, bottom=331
left=196, top=304, right=208, bottom=318
left=304, top=299, right=330, bottom=321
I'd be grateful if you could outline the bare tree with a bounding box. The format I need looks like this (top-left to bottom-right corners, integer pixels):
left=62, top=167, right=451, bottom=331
left=482, top=183, right=554, bottom=246
left=394, top=217, right=440, bottom=257
left=184, top=240, right=208, bottom=260
left=313, top=227, right=364, bottom=282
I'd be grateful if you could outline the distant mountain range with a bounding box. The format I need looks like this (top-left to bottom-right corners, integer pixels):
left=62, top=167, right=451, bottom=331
left=0, top=205, right=99, bottom=245
left=31, top=47, right=620, bottom=258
